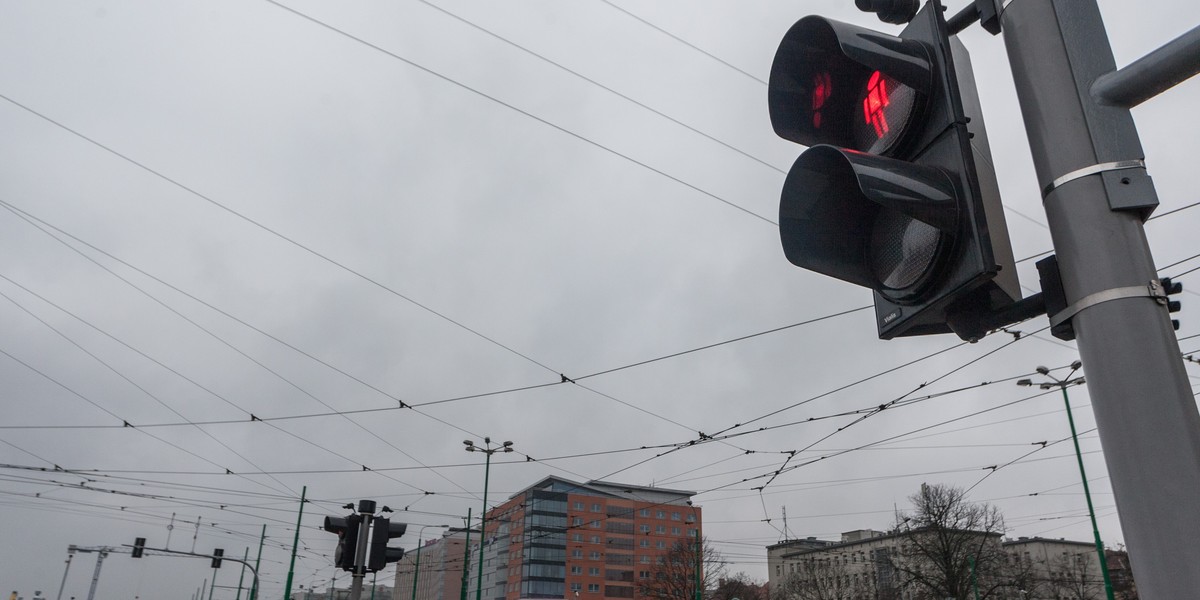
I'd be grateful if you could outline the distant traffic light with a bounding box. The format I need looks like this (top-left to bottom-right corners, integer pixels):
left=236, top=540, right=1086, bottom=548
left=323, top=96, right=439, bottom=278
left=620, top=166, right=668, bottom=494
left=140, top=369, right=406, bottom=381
left=132, top=537, right=146, bottom=558
left=325, top=514, right=363, bottom=571
left=367, top=518, right=407, bottom=572
left=769, top=0, right=1018, bottom=340
left=211, top=548, right=224, bottom=569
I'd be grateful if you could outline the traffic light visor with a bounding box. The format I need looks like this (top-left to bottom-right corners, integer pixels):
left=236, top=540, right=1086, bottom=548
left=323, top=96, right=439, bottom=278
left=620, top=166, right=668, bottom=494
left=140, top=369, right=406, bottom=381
left=769, top=16, right=931, bottom=153
left=779, top=145, right=957, bottom=301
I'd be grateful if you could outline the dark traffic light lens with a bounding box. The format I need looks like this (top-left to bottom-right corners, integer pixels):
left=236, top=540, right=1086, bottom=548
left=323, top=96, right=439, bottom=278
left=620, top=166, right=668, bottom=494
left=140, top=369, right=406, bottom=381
left=869, top=209, right=941, bottom=291
left=853, top=71, right=918, bottom=154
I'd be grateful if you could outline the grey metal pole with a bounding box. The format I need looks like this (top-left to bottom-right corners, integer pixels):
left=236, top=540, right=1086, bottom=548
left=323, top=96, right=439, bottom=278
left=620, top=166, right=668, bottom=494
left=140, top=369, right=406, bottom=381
left=55, top=550, right=74, bottom=600
left=349, top=508, right=372, bottom=600
left=1001, top=2, right=1200, bottom=598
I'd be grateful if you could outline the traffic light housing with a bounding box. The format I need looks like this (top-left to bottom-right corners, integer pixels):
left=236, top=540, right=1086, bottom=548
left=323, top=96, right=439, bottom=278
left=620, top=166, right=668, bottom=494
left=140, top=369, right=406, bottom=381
left=132, top=537, right=146, bottom=558
left=325, top=514, right=362, bottom=571
left=769, top=0, right=1018, bottom=340
left=211, top=548, right=224, bottom=569
left=367, top=518, right=407, bottom=572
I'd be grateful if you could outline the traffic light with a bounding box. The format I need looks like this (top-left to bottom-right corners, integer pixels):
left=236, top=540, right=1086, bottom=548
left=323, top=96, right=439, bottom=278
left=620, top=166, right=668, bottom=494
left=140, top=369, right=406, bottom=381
left=366, top=518, right=407, bottom=572
left=211, top=548, right=224, bottom=569
left=1160, top=276, right=1183, bottom=330
left=132, top=537, right=145, bottom=558
left=325, top=514, right=362, bottom=571
left=769, top=0, right=1018, bottom=340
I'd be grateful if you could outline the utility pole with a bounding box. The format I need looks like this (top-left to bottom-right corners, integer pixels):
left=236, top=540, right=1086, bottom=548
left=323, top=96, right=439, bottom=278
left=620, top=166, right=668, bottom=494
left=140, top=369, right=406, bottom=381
left=249, top=525, right=265, bottom=600
left=348, top=500, right=374, bottom=600
left=235, top=548, right=249, bottom=600
left=1000, top=2, right=1200, bottom=597
left=55, top=547, right=75, bottom=600
left=284, top=486, right=308, bottom=600
left=459, top=509, right=471, bottom=600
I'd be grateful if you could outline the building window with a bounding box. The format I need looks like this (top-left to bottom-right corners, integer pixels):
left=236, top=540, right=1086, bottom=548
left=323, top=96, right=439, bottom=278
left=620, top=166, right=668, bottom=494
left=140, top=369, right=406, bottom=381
left=590, top=551, right=602, bottom=560
left=671, top=527, right=680, bottom=535
left=656, top=541, right=665, bottom=550
left=656, top=526, right=665, bottom=534
left=671, top=512, right=681, bottom=521
left=639, top=571, right=650, bottom=579
left=656, top=511, right=665, bottom=519
left=685, top=514, right=695, bottom=523
left=573, top=534, right=583, bottom=542
left=591, top=503, right=603, bottom=512
left=573, top=549, right=583, bottom=558
left=640, top=509, right=650, bottom=517
left=573, top=517, right=583, bottom=526
left=588, top=584, right=600, bottom=593
left=574, top=501, right=584, bottom=510
left=589, top=567, right=601, bottom=576
left=570, top=583, right=582, bottom=592
left=640, top=539, right=649, bottom=548
left=687, top=528, right=697, bottom=537
left=591, top=535, right=601, bottom=544
left=572, top=566, right=583, bottom=575
left=640, top=555, right=650, bottom=564
left=640, top=525, right=651, bottom=533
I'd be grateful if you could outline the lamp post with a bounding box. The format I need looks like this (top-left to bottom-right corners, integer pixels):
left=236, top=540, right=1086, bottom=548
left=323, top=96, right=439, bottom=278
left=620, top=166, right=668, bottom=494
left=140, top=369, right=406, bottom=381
left=463, top=438, right=514, bottom=600
left=1017, top=361, right=1114, bottom=600
left=410, top=524, right=451, bottom=600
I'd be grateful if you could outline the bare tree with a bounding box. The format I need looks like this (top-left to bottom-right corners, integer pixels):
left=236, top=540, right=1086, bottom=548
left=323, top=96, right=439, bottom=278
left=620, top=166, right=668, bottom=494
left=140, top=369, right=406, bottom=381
left=637, top=537, right=727, bottom=600
left=1045, top=552, right=1103, bottom=600
left=890, top=483, right=1014, bottom=600
left=713, top=572, right=768, bottom=600
left=771, top=556, right=870, bottom=600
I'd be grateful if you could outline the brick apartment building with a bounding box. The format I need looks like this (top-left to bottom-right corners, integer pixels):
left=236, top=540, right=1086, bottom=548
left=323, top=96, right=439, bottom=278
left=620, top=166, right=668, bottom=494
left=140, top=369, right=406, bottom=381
left=397, top=475, right=701, bottom=600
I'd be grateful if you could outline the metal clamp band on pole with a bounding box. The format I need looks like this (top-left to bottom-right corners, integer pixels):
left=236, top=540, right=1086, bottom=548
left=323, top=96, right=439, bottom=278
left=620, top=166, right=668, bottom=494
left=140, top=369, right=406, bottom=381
left=1041, top=159, right=1145, bottom=198
left=1049, top=280, right=1167, bottom=327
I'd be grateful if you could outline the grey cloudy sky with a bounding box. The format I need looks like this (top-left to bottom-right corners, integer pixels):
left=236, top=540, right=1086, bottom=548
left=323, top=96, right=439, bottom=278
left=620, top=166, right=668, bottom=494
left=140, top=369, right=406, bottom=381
left=2, top=0, right=1198, bottom=598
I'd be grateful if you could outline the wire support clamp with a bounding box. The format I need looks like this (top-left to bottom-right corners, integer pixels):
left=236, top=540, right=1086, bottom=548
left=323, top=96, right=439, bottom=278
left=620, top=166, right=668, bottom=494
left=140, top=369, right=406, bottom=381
left=1048, top=279, right=1168, bottom=328
left=1041, top=159, right=1145, bottom=198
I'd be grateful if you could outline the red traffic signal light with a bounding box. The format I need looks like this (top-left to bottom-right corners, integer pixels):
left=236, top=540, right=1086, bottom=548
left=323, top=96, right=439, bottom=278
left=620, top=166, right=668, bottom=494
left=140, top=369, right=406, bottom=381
left=769, top=1, right=1018, bottom=340
left=324, top=514, right=363, bottom=571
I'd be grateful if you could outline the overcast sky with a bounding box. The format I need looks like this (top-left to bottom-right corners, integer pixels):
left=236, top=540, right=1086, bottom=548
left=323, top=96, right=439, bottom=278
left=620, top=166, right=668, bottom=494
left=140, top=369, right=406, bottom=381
left=2, top=1, right=1199, bottom=598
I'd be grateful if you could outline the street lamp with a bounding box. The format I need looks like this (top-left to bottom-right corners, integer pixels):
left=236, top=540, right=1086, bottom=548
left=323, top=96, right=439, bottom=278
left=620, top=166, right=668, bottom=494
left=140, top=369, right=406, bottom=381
left=463, top=438, right=514, bottom=600
left=410, top=524, right=450, bottom=600
left=1017, top=361, right=1114, bottom=600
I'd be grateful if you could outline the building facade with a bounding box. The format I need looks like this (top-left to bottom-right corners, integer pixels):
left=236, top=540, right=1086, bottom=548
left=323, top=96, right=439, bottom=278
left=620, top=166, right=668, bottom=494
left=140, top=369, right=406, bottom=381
left=394, top=528, right=472, bottom=600
left=456, top=476, right=701, bottom=600
left=769, top=530, right=1106, bottom=600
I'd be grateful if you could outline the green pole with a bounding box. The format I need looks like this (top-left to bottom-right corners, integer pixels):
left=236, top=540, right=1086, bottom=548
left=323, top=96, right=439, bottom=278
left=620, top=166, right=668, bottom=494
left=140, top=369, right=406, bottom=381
left=1060, top=386, right=1116, bottom=600
left=208, top=568, right=218, bottom=600
left=693, top=529, right=701, bottom=600
left=476, top=453, right=491, bottom=600
left=251, top=524, right=266, bottom=600
left=969, top=555, right=979, bottom=600
left=411, top=538, right=424, bottom=600
left=236, top=547, right=250, bottom=600
left=460, top=508, right=472, bottom=600
left=370, top=571, right=377, bottom=600
left=284, top=486, right=308, bottom=600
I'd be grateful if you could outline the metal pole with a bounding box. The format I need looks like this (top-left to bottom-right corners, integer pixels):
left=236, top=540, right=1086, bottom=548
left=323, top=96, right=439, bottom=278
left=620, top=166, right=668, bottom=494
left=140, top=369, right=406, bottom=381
left=460, top=509, right=471, bottom=600
left=208, top=569, right=218, bottom=600
left=410, top=537, right=423, bottom=600
left=55, top=550, right=74, bottom=600
left=85, top=550, right=106, bottom=600
left=370, top=572, right=376, bottom=600
left=199, top=580, right=208, bottom=600
left=1001, top=2, right=1200, bottom=597
left=236, top=548, right=249, bottom=600
left=250, top=524, right=266, bottom=600
left=475, top=453, right=491, bottom=600
left=693, top=529, right=701, bottom=600
left=284, top=486, right=308, bottom=600
left=349, top=507, right=372, bottom=600
left=1059, top=384, right=1116, bottom=600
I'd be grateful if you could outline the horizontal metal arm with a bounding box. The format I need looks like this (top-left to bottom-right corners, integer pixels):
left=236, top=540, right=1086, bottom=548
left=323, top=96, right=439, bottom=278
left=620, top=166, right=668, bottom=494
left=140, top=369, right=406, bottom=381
left=1091, top=23, right=1200, bottom=108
